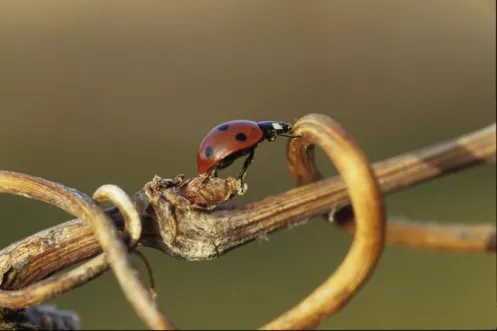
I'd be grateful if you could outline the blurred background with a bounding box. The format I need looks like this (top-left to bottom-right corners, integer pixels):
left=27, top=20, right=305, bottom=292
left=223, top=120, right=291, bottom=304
left=0, top=1, right=495, bottom=329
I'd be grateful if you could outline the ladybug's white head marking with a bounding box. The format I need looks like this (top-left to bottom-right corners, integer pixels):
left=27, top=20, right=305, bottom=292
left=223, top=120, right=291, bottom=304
left=257, top=120, right=293, bottom=141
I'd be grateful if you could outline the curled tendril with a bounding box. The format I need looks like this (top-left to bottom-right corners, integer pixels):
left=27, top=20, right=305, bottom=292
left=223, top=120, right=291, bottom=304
left=0, top=173, right=174, bottom=330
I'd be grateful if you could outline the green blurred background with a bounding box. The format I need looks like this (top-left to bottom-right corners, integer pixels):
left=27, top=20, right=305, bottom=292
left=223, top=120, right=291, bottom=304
left=1, top=1, right=495, bottom=329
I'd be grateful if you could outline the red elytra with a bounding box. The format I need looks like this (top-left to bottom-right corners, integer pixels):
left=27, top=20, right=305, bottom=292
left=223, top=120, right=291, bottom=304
left=196, top=120, right=295, bottom=186
left=197, top=120, right=262, bottom=174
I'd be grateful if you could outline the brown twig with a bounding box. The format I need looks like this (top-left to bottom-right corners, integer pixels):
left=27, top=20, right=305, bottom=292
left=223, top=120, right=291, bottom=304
left=0, top=174, right=174, bottom=330
left=0, top=252, right=108, bottom=309
left=261, top=114, right=386, bottom=329
left=0, top=172, right=111, bottom=308
left=94, top=185, right=142, bottom=248
left=288, top=121, right=496, bottom=253
left=1, top=119, right=494, bottom=289
left=0, top=115, right=494, bottom=329
left=336, top=210, right=496, bottom=252
left=92, top=185, right=175, bottom=330
left=0, top=184, right=135, bottom=310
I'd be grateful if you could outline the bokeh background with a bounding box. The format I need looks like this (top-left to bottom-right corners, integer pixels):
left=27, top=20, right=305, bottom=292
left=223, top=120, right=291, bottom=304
left=1, top=1, right=495, bottom=329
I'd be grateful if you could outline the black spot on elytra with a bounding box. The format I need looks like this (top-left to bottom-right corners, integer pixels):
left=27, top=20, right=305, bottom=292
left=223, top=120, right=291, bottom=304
left=204, top=146, right=214, bottom=158
left=217, top=123, right=230, bottom=131
left=235, top=132, right=247, bottom=142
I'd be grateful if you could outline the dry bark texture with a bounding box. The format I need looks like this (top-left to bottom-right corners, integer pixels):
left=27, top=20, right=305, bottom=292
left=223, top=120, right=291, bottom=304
left=0, top=114, right=495, bottom=329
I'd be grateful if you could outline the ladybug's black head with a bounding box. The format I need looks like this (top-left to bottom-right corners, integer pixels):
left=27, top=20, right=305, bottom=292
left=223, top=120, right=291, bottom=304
left=257, top=121, right=293, bottom=141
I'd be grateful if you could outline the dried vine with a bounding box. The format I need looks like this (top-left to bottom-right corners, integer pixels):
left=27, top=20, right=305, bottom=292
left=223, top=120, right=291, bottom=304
left=0, top=114, right=495, bottom=329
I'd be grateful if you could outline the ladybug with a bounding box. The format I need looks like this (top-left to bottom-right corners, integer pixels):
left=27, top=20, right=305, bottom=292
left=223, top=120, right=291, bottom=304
left=197, top=120, right=297, bottom=186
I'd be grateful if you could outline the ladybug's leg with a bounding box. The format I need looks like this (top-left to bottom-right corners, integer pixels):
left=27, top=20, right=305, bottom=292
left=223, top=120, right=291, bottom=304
left=238, top=149, right=255, bottom=185
left=202, top=166, right=218, bottom=187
